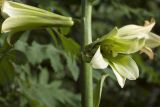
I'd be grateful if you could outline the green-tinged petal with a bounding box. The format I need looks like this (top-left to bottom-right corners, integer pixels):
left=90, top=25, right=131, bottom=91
left=91, top=47, right=108, bottom=69
left=2, top=1, right=50, bottom=14
left=2, top=1, right=72, bottom=21
left=118, top=20, right=155, bottom=39
left=98, top=27, right=118, bottom=41
left=101, top=36, right=145, bottom=55
left=2, top=16, right=73, bottom=33
left=141, top=47, right=154, bottom=59
left=109, top=63, right=126, bottom=88
left=113, top=37, right=145, bottom=54
left=145, top=32, right=160, bottom=48
left=109, top=55, right=139, bottom=80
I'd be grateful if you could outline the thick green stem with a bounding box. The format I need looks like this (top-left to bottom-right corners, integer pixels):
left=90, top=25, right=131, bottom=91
left=82, top=1, right=92, bottom=45
left=82, top=0, right=93, bottom=107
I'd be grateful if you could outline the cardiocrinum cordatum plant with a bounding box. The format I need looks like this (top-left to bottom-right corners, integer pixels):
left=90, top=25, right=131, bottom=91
left=0, top=0, right=160, bottom=107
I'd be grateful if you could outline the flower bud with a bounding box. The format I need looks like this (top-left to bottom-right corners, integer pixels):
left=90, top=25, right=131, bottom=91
left=1, top=1, right=74, bottom=33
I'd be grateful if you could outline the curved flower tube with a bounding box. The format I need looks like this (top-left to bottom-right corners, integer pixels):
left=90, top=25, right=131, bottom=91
left=1, top=0, right=74, bottom=33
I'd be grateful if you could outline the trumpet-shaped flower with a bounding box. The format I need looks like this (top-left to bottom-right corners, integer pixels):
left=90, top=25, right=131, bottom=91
left=1, top=0, right=74, bottom=33
left=84, top=20, right=160, bottom=88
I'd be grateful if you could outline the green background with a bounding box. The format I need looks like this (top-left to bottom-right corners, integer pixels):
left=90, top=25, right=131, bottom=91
left=0, top=0, right=160, bottom=107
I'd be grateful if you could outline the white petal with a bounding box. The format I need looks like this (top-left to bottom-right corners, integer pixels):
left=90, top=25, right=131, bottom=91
left=91, top=47, right=108, bottom=69
left=111, top=66, right=126, bottom=88
left=118, top=20, right=155, bottom=39
left=2, top=1, right=49, bottom=17
left=111, top=55, right=139, bottom=80
left=2, top=1, right=15, bottom=16
left=120, top=33, right=149, bottom=40
left=2, top=1, right=71, bottom=21
left=145, top=32, right=160, bottom=48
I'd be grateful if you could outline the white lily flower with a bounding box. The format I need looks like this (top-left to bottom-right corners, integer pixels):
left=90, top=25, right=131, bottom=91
left=118, top=20, right=160, bottom=59
left=84, top=19, right=160, bottom=88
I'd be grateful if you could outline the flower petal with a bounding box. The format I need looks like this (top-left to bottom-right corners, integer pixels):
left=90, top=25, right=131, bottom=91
left=109, top=63, right=126, bottom=88
left=110, top=55, right=139, bottom=80
left=117, top=37, right=145, bottom=54
left=2, top=16, right=73, bottom=33
left=101, top=36, right=145, bottom=55
left=91, top=47, right=108, bottom=69
left=99, top=27, right=118, bottom=41
left=141, top=47, right=154, bottom=59
left=2, top=1, right=72, bottom=21
left=118, top=20, right=155, bottom=39
left=145, top=32, right=160, bottom=48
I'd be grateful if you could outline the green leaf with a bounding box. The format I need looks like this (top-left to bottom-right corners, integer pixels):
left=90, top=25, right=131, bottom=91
left=59, top=34, right=80, bottom=56
left=46, top=28, right=58, bottom=46
left=0, top=56, right=15, bottom=86
left=93, top=73, right=108, bottom=107
left=15, top=41, right=63, bottom=72
left=60, top=27, right=71, bottom=35
left=19, top=80, right=81, bottom=107
left=65, top=53, right=79, bottom=81
left=39, top=67, right=49, bottom=85
left=6, top=31, right=29, bottom=46
left=0, top=32, right=24, bottom=53
left=46, top=45, right=64, bottom=72
left=7, top=50, right=27, bottom=65
left=37, top=0, right=71, bottom=16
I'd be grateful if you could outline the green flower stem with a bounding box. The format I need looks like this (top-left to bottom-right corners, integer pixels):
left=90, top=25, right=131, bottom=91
left=82, top=0, right=93, bottom=107
left=82, top=1, right=92, bottom=45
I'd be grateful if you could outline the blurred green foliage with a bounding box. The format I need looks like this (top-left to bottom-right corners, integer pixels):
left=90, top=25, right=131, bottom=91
left=0, top=0, right=160, bottom=107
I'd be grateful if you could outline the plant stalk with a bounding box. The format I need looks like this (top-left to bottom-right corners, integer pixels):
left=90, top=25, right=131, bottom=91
left=82, top=0, right=93, bottom=107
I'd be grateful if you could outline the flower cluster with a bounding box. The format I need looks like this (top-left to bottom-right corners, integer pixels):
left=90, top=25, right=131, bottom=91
left=84, top=20, right=160, bottom=88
